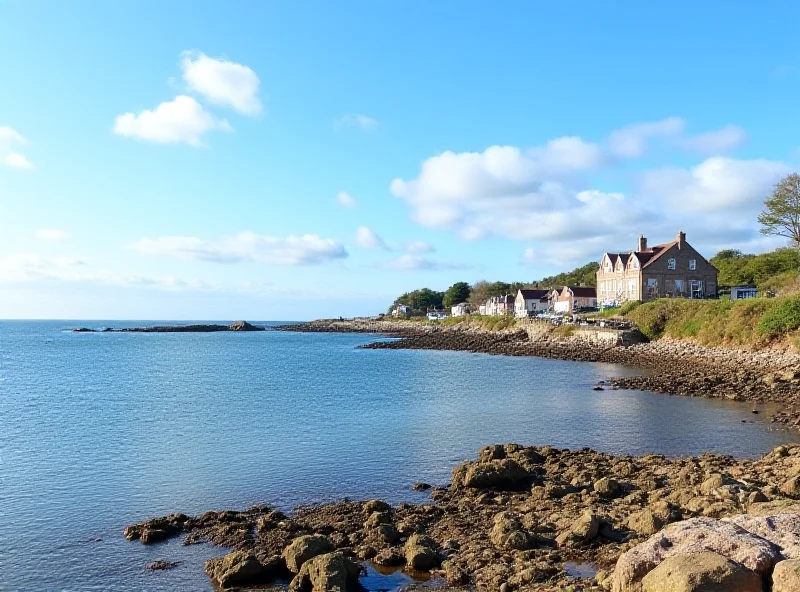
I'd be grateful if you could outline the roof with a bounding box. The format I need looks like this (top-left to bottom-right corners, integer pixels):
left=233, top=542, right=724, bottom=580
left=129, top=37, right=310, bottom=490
left=602, top=242, right=679, bottom=270
left=518, top=289, right=550, bottom=300
left=568, top=286, right=597, bottom=298
left=641, top=242, right=677, bottom=268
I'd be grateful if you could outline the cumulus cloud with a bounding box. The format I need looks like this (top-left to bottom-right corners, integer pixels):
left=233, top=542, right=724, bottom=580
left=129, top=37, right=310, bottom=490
left=639, top=157, right=789, bottom=212
left=35, top=229, right=70, bottom=242
left=0, top=126, right=34, bottom=169
left=355, top=226, right=388, bottom=250
left=379, top=254, right=468, bottom=271
left=181, top=51, right=262, bottom=116
left=336, top=191, right=358, bottom=208
left=113, top=95, right=231, bottom=146
left=334, top=114, right=379, bottom=131
left=130, top=232, right=348, bottom=266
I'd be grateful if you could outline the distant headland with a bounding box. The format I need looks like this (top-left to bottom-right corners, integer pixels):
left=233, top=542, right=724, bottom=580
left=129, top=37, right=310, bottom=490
left=72, top=321, right=265, bottom=333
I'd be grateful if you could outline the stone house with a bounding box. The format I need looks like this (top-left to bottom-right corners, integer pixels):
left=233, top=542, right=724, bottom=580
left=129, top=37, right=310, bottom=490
left=451, top=302, right=471, bottom=317
left=484, top=294, right=515, bottom=316
left=514, top=289, right=550, bottom=318
left=553, top=286, right=598, bottom=314
left=596, top=232, right=718, bottom=305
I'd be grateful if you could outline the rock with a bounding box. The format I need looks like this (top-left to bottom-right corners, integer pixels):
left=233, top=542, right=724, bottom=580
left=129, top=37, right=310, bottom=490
left=228, top=320, right=263, bottom=331
left=780, top=475, right=800, bottom=498
left=595, top=477, right=621, bottom=498
left=288, top=551, right=360, bottom=592
left=699, top=474, right=726, bottom=495
left=489, top=512, right=531, bottom=550
left=363, top=500, right=390, bottom=514
left=556, top=511, right=599, bottom=547
left=146, top=560, right=181, bottom=571
left=725, top=514, right=800, bottom=559
left=611, top=517, right=781, bottom=592
left=373, top=547, right=405, bottom=566
left=748, top=500, right=800, bottom=516
left=140, top=528, right=169, bottom=544
left=452, top=458, right=530, bottom=490
left=205, top=551, right=274, bottom=589
left=404, top=533, right=440, bottom=571
left=412, top=482, right=432, bottom=491
left=773, top=558, right=800, bottom=592
left=640, top=551, right=761, bottom=592
left=283, top=535, right=334, bottom=573
left=627, top=509, right=663, bottom=536
left=442, top=560, right=469, bottom=585
left=363, top=511, right=392, bottom=528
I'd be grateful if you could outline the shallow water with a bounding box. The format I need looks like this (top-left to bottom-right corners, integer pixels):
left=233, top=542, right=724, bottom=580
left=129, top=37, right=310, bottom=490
left=0, top=320, right=795, bottom=591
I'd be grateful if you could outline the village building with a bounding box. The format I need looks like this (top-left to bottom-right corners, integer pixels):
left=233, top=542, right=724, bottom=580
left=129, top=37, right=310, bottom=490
left=596, top=232, right=718, bottom=306
left=730, top=286, right=758, bottom=300
left=553, top=286, right=598, bottom=314
left=514, top=289, right=550, bottom=318
left=451, top=302, right=471, bottom=317
left=391, top=304, right=411, bottom=316
left=483, top=294, right=515, bottom=316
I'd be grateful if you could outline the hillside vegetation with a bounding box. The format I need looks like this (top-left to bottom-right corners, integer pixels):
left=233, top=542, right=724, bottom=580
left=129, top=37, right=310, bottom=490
left=617, top=296, right=800, bottom=349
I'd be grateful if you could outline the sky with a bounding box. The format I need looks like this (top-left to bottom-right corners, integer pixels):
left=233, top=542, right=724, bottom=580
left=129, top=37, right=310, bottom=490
left=1, top=1, right=799, bottom=320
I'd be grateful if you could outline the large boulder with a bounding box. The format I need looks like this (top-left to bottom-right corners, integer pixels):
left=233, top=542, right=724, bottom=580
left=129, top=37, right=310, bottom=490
left=611, top=517, right=781, bottom=592
left=205, top=551, right=276, bottom=589
left=725, top=514, right=800, bottom=559
left=773, top=558, right=800, bottom=592
left=640, top=551, right=761, bottom=592
left=404, top=533, right=440, bottom=571
left=490, top=512, right=531, bottom=550
left=283, top=535, right=334, bottom=573
left=288, top=551, right=361, bottom=592
left=451, top=458, right=530, bottom=490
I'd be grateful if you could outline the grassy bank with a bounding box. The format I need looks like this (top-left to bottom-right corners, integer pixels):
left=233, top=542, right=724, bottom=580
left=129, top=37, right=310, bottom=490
left=394, top=314, right=520, bottom=331
left=610, top=296, right=800, bottom=349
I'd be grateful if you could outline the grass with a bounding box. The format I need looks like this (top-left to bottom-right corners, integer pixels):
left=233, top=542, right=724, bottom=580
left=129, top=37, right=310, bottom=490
left=619, top=296, right=800, bottom=348
left=393, top=314, right=519, bottom=331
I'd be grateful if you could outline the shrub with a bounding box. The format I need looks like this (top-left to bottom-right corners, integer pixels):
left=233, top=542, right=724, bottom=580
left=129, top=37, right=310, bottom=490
left=757, top=296, right=800, bottom=337
left=618, top=300, right=642, bottom=315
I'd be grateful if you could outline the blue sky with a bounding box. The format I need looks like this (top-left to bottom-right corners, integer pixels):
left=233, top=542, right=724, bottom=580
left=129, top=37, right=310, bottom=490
left=1, top=0, right=799, bottom=320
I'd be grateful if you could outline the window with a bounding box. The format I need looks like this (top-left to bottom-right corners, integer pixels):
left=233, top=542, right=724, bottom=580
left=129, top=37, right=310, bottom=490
left=628, top=279, right=637, bottom=295
left=674, top=280, right=684, bottom=295
left=689, top=259, right=696, bottom=271
left=667, top=258, right=676, bottom=270
left=647, top=278, right=658, bottom=298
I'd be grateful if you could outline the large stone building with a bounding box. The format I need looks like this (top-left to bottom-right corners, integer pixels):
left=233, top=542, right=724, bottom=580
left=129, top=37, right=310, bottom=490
left=596, top=232, right=718, bottom=305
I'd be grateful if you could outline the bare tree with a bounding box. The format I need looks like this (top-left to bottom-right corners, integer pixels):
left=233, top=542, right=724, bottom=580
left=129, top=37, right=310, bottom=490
left=759, top=173, right=800, bottom=248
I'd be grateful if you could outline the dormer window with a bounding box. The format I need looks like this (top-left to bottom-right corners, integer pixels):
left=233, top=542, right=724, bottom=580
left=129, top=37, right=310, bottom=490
left=689, top=259, right=696, bottom=271
left=667, top=258, right=676, bottom=270
left=629, top=257, right=639, bottom=270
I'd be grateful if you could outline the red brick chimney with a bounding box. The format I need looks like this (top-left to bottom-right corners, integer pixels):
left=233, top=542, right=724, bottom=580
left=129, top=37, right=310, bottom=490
left=637, top=235, right=647, bottom=251
left=676, top=231, right=686, bottom=248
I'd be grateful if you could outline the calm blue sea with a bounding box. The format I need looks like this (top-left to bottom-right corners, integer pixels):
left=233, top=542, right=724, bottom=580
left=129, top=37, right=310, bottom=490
left=0, top=320, right=796, bottom=592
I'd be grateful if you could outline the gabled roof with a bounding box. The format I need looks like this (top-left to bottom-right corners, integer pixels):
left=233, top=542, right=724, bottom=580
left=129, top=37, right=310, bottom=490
left=518, top=289, right=550, bottom=300
left=641, top=242, right=678, bottom=268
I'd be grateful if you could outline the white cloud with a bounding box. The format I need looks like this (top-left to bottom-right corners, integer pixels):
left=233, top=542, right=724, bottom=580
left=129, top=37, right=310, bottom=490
left=334, top=114, right=379, bottom=132
left=35, top=229, right=71, bottom=241
left=379, top=254, right=467, bottom=271
left=404, top=241, right=436, bottom=254
left=355, top=226, right=388, bottom=250
left=640, top=157, right=789, bottom=212
left=0, top=126, right=34, bottom=169
left=113, top=95, right=231, bottom=146
left=606, top=117, right=685, bottom=158
left=130, top=231, right=348, bottom=266
left=336, top=191, right=358, bottom=208
left=181, top=51, right=262, bottom=116
left=679, top=125, right=747, bottom=154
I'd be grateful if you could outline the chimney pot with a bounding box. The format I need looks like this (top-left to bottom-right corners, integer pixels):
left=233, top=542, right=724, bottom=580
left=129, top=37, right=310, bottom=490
left=637, top=235, right=648, bottom=251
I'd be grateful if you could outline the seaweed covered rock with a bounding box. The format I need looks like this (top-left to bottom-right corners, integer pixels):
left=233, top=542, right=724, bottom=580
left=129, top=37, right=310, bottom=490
left=283, top=535, right=334, bottom=573
left=288, top=551, right=360, bottom=592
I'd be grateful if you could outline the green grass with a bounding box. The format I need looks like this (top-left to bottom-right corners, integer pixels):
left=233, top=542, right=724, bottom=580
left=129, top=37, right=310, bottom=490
left=621, top=296, right=800, bottom=348
left=395, top=314, right=519, bottom=331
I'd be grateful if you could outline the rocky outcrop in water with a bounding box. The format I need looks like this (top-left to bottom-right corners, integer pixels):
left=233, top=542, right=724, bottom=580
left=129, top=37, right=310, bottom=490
left=125, top=443, right=800, bottom=591
left=73, top=321, right=265, bottom=333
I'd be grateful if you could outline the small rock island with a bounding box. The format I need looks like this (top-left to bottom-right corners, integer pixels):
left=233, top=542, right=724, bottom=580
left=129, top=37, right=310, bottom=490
left=72, top=321, right=265, bottom=333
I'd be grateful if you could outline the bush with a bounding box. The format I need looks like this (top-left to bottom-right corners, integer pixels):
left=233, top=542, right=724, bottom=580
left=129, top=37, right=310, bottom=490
left=757, top=297, right=800, bottom=337
left=618, top=300, right=642, bottom=315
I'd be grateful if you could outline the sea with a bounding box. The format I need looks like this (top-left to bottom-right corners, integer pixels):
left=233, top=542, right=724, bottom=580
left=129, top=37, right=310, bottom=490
left=0, top=320, right=796, bottom=591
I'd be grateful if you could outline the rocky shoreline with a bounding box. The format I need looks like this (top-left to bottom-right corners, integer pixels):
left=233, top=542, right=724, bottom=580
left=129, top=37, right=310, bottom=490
left=127, top=443, right=800, bottom=591
left=277, top=319, right=800, bottom=430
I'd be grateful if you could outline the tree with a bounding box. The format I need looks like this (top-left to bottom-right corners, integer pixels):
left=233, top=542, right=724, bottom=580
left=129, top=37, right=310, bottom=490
left=468, top=281, right=512, bottom=306
left=759, top=173, right=800, bottom=248
left=391, top=288, right=445, bottom=312
left=443, top=282, right=471, bottom=308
